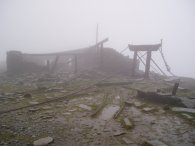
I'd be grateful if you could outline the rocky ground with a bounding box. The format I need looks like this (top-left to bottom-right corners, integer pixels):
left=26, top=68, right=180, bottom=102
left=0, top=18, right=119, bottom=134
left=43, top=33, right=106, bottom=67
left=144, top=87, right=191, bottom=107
left=0, top=72, right=195, bottom=146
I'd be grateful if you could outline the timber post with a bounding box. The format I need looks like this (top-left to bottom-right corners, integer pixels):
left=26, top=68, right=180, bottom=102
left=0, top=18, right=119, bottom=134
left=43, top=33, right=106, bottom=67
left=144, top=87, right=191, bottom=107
left=132, top=51, right=137, bottom=76
left=145, top=51, right=152, bottom=78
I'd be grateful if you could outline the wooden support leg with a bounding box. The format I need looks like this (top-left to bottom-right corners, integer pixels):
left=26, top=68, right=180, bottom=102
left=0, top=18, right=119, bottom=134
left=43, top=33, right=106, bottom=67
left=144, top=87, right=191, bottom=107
left=172, top=82, right=179, bottom=96
left=51, top=55, right=59, bottom=73
left=132, top=51, right=137, bottom=76
left=145, top=51, right=151, bottom=78
left=74, top=55, right=78, bottom=74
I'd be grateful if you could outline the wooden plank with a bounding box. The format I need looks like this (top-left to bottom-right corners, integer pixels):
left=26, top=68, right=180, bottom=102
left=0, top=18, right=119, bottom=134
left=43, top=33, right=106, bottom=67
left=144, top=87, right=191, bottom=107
left=145, top=51, right=151, bottom=78
left=128, top=44, right=161, bottom=51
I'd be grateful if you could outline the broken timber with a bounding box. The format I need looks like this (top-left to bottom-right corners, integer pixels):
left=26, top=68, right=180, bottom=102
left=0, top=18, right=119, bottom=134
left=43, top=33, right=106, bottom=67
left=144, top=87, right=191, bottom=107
left=137, top=90, right=186, bottom=107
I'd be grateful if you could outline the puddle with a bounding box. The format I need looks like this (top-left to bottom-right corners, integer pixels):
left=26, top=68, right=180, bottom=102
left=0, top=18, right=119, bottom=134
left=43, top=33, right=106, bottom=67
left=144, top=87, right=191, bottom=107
left=99, top=105, right=120, bottom=120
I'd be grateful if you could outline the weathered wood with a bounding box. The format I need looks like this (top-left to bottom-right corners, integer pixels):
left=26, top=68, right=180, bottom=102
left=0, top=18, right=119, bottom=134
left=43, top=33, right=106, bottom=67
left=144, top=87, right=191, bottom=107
left=128, top=44, right=161, bottom=51
left=74, top=55, right=78, bottom=74
left=172, top=82, right=179, bottom=96
left=137, top=90, right=186, bottom=107
left=132, top=51, right=137, bottom=76
left=51, top=55, right=59, bottom=72
left=145, top=51, right=151, bottom=78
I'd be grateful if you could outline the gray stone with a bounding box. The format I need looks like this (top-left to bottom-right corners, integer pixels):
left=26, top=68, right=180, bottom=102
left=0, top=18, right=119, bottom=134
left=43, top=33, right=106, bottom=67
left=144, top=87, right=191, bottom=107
left=142, top=107, right=155, bottom=112
left=78, top=104, right=92, bottom=110
left=172, top=107, right=195, bottom=114
left=181, top=113, right=193, bottom=120
left=23, top=93, right=32, bottom=98
left=122, top=137, right=134, bottom=144
left=33, top=136, right=53, bottom=146
left=29, top=101, right=39, bottom=105
left=113, top=131, right=126, bottom=136
left=143, top=140, right=168, bottom=146
left=134, top=101, right=144, bottom=107
left=42, top=106, right=52, bottom=110
left=123, top=118, right=133, bottom=129
left=29, top=108, right=40, bottom=112
left=62, top=112, right=71, bottom=116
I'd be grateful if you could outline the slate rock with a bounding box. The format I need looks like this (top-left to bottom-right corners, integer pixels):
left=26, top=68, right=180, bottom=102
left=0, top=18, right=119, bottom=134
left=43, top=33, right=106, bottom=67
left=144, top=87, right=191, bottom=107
left=33, top=136, right=53, bottom=146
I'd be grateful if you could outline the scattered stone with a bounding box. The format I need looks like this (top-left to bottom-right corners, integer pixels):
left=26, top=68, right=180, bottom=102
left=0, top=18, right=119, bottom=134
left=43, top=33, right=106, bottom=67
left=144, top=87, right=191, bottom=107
left=33, top=136, right=54, bottom=146
left=157, top=109, right=166, bottom=114
left=46, top=87, right=63, bottom=92
left=141, top=140, right=168, bottom=146
left=41, top=115, right=53, bottom=119
left=172, top=107, right=195, bottom=114
left=142, top=107, right=155, bottom=112
left=56, top=104, right=63, bottom=108
left=125, top=100, right=134, bottom=105
left=123, top=118, right=133, bottom=129
left=181, top=113, right=194, bottom=120
left=99, top=105, right=120, bottom=120
left=45, top=96, right=53, bottom=99
left=29, top=101, right=39, bottom=105
left=78, top=104, right=92, bottom=111
left=62, top=112, right=71, bottom=116
left=29, top=108, right=40, bottom=112
left=1, top=125, right=9, bottom=129
left=23, top=93, right=32, bottom=98
left=68, top=109, right=77, bottom=112
left=103, top=128, right=110, bottom=132
left=113, top=131, right=126, bottom=136
left=192, top=137, right=195, bottom=144
left=163, top=105, right=170, bottom=110
left=42, top=106, right=52, bottom=110
left=150, top=121, right=156, bottom=125
left=134, top=101, right=144, bottom=107
left=122, top=137, right=134, bottom=144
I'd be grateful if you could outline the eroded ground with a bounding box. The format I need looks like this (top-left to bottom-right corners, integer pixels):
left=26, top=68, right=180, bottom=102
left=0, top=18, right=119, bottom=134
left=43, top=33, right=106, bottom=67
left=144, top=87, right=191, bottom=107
left=0, top=72, right=195, bottom=146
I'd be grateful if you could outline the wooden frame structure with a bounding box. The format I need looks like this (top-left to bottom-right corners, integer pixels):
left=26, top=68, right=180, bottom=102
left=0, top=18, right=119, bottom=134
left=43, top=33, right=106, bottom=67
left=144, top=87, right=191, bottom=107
left=128, top=43, right=162, bottom=78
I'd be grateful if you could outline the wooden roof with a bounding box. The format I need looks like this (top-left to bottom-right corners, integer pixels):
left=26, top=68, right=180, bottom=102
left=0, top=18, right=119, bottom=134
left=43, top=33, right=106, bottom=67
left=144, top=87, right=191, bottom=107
left=20, top=38, right=109, bottom=56
left=128, top=43, right=161, bottom=51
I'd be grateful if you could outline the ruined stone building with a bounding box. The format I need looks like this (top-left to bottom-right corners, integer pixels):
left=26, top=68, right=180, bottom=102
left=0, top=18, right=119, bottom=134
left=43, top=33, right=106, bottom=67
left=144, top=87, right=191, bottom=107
left=6, top=39, right=138, bottom=75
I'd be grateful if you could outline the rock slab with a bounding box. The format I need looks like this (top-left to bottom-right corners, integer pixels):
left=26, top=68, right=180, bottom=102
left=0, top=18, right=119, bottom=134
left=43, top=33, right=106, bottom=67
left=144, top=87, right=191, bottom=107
left=123, top=118, right=133, bottom=129
left=172, top=107, right=195, bottom=114
left=33, top=136, right=53, bottom=146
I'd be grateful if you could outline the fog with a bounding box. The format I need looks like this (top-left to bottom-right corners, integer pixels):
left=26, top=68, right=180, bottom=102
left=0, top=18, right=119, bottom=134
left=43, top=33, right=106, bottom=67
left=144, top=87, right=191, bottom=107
left=0, top=0, right=195, bottom=78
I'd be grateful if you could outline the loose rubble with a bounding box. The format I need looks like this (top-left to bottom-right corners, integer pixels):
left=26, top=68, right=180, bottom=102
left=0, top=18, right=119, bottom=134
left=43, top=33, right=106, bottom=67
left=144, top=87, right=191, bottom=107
left=33, top=136, right=54, bottom=146
left=0, top=72, right=195, bottom=146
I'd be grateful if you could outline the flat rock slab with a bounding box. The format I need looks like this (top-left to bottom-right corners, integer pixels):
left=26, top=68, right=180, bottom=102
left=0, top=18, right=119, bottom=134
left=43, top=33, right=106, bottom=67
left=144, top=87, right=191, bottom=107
left=113, top=131, right=126, bottom=136
left=78, top=104, right=92, bottom=110
left=33, top=136, right=53, bottom=146
left=122, top=137, right=134, bottom=144
left=42, top=106, right=52, bottom=110
left=134, top=101, right=144, bottom=107
left=181, top=113, right=194, bottom=119
left=143, top=140, right=168, bottom=146
left=172, top=107, right=195, bottom=114
left=29, top=108, right=40, bottom=112
left=62, top=112, right=71, bottom=116
left=29, top=101, right=39, bottom=105
left=142, top=107, right=155, bottom=112
left=123, top=118, right=133, bottom=129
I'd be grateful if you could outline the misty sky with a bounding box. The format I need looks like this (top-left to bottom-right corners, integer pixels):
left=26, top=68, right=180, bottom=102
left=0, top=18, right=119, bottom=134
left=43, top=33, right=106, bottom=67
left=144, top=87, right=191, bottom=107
left=0, top=0, right=195, bottom=78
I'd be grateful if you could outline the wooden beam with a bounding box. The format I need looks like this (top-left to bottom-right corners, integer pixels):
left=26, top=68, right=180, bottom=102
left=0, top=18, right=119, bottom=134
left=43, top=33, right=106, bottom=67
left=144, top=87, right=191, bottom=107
left=74, top=55, right=78, bottom=74
left=145, top=51, right=151, bottom=78
left=128, top=44, right=161, bottom=52
left=132, top=51, right=138, bottom=76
